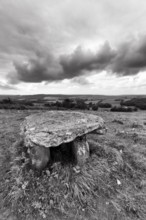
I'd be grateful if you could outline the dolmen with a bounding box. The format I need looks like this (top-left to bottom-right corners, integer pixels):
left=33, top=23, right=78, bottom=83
left=21, top=111, right=105, bottom=170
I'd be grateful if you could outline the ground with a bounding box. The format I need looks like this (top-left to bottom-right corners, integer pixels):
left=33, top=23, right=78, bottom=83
left=0, top=109, right=146, bottom=220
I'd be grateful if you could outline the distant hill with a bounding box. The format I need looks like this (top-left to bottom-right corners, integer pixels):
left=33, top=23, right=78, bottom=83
left=0, top=94, right=146, bottom=101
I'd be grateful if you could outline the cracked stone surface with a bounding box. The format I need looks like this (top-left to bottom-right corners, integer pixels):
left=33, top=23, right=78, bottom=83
left=21, top=111, right=105, bottom=149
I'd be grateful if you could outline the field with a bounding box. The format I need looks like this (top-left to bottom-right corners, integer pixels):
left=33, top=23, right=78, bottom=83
left=0, top=109, right=146, bottom=220
left=0, top=94, right=146, bottom=111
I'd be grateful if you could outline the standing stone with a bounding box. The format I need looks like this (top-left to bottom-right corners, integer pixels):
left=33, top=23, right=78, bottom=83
left=72, top=135, right=89, bottom=166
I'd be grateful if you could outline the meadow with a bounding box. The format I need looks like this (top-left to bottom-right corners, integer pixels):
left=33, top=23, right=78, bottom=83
left=0, top=108, right=146, bottom=220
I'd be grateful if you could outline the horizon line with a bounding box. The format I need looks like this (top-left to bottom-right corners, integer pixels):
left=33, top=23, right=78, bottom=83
left=0, top=93, right=146, bottom=97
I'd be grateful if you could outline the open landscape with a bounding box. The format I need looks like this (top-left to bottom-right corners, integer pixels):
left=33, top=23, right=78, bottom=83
left=1, top=0, right=146, bottom=219
left=0, top=94, right=146, bottom=111
left=0, top=95, right=146, bottom=220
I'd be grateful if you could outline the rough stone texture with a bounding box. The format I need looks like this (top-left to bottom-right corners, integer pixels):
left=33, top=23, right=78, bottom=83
left=28, top=145, right=50, bottom=170
left=21, top=111, right=105, bottom=148
left=72, top=135, right=89, bottom=166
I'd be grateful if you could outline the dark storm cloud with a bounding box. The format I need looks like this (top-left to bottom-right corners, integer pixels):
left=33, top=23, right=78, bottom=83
left=111, top=37, right=146, bottom=75
left=60, top=37, right=146, bottom=77
left=9, top=52, right=64, bottom=84
left=8, top=42, right=116, bottom=84
left=60, top=43, right=116, bottom=76
left=7, top=36, right=146, bottom=84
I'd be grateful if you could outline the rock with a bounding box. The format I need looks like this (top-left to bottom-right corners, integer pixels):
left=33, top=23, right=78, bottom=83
left=72, top=135, right=89, bottom=166
left=21, top=111, right=105, bottom=148
left=21, top=111, right=105, bottom=169
left=46, top=169, right=50, bottom=176
left=117, top=179, right=122, bottom=185
left=29, top=145, right=50, bottom=170
left=112, top=118, right=124, bottom=125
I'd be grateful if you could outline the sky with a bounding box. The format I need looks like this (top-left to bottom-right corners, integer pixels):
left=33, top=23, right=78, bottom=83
left=0, top=0, right=146, bottom=95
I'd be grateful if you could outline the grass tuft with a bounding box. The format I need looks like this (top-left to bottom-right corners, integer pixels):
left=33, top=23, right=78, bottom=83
left=1, top=110, right=146, bottom=220
left=2, top=138, right=124, bottom=219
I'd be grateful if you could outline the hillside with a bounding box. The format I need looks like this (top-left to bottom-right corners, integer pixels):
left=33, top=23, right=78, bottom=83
left=0, top=109, right=146, bottom=220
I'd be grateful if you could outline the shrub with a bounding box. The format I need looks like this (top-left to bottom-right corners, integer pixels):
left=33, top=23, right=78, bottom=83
left=1, top=97, right=13, bottom=104
left=98, top=103, right=112, bottom=108
left=62, top=98, right=75, bottom=109
left=75, top=99, right=88, bottom=110
left=111, top=106, right=134, bottom=112
left=22, top=101, right=34, bottom=106
left=92, top=105, right=98, bottom=111
left=122, top=98, right=146, bottom=110
left=44, top=103, right=51, bottom=107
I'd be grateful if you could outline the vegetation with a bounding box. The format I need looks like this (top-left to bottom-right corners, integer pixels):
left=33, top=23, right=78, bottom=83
left=111, top=106, right=137, bottom=112
left=121, top=98, right=146, bottom=110
left=62, top=98, right=75, bottom=109
left=0, top=110, right=146, bottom=220
left=98, top=103, right=112, bottom=108
left=45, top=98, right=89, bottom=110
left=0, top=98, right=34, bottom=110
left=91, top=104, right=98, bottom=111
left=1, top=96, right=146, bottom=111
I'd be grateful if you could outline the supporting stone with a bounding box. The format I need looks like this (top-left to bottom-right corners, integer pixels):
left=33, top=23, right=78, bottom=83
left=72, top=135, right=89, bottom=166
left=28, top=145, right=50, bottom=170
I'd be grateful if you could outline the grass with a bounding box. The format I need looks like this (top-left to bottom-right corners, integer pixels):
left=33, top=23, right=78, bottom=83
left=0, top=110, right=146, bottom=220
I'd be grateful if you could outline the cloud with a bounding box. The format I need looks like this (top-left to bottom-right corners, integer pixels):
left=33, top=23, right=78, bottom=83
left=9, top=52, right=63, bottom=84
left=7, top=42, right=116, bottom=84
left=71, top=76, right=92, bottom=85
left=0, top=83, right=17, bottom=90
left=111, top=37, right=146, bottom=75
left=7, top=36, right=146, bottom=84
left=0, top=0, right=146, bottom=87
left=60, top=43, right=116, bottom=76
